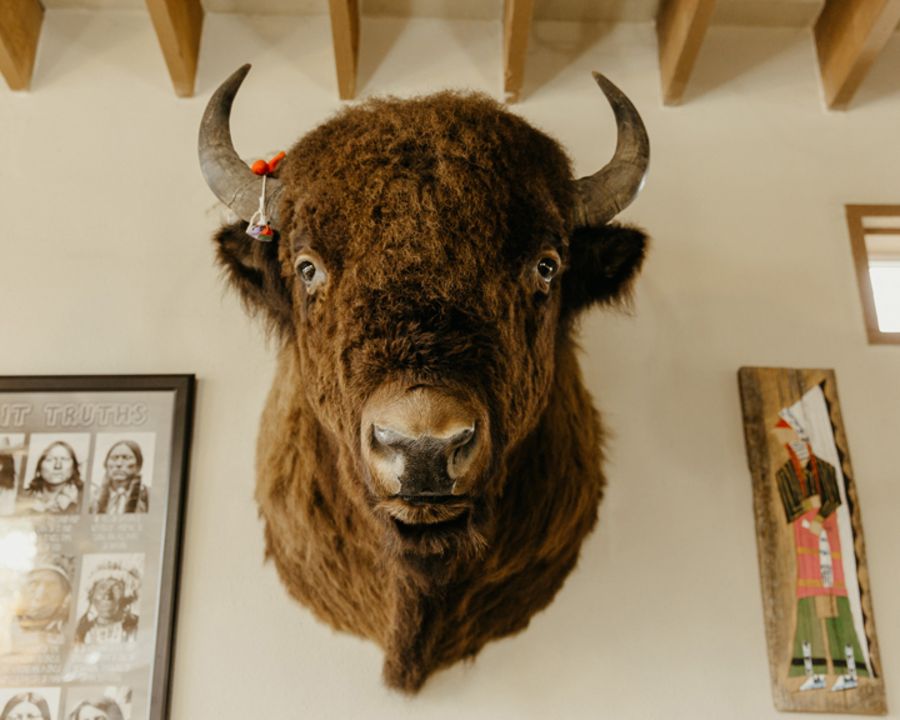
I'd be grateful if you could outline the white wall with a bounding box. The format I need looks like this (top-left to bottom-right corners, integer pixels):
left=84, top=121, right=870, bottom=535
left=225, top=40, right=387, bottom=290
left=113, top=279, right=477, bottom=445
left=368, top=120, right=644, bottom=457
left=1, top=10, right=898, bottom=719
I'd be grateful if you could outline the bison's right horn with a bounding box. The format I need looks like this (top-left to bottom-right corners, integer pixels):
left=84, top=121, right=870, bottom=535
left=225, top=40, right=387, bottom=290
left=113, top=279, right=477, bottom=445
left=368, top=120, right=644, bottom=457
left=572, top=73, right=649, bottom=228
left=199, top=64, right=283, bottom=227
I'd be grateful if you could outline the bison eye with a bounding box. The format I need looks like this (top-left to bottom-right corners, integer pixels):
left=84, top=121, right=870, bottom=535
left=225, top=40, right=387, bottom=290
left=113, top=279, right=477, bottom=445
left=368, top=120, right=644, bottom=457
left=536, top=255, right=560, bottom=282
left=294, top=253, right=327, bottom=294
left=298, top=260, right=316, bottom=283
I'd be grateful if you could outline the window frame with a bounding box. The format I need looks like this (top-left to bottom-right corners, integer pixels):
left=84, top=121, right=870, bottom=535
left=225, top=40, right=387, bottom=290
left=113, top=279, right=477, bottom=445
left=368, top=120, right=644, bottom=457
left=845, top=204, right=900, bottom=345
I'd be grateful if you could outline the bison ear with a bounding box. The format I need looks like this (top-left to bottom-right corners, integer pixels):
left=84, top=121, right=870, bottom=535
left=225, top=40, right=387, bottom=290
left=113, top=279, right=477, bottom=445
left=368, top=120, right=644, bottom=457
left=561, top=223, right=648, bottom=315
left=215, top=222, right=295, bottom=341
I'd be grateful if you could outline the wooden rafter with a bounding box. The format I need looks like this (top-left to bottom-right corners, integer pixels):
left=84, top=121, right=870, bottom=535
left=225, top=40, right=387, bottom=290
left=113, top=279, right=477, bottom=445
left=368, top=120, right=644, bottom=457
left=146, top=0, right=204, bottom=97
left=814, top=0, right=900, bottom=110
left=328, top=0, right=360, bottom=100
left=502, top=0, right=534, bottom=103
left=656, top=0, right=716, bottom=105
left=0, top=0, right=44, bottom=91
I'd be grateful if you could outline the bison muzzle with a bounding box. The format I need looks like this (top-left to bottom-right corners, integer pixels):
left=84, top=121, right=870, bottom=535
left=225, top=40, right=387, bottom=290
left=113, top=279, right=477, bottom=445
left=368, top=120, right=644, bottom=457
left=199, top=64, right=650, bottom=692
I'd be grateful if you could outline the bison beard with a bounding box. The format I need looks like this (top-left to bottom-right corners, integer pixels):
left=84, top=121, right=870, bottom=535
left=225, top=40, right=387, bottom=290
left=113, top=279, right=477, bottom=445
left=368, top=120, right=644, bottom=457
left=203, top=66, right=649, bottom=693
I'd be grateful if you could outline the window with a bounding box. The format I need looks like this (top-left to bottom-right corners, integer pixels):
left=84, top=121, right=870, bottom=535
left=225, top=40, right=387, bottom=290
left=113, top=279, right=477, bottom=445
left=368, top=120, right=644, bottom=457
left=845, top=205, right=900, bottom=344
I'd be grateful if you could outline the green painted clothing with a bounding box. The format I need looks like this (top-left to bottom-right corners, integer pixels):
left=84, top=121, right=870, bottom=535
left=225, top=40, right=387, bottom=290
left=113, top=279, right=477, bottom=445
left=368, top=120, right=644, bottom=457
left=789, top=596, right=868, bottom=677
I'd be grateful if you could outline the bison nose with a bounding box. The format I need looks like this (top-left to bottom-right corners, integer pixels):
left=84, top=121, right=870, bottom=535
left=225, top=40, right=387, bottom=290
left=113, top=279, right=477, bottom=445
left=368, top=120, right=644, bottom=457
left=370, top=425, right=479, bottom=496
left=361, top=385, right=489, bottom=498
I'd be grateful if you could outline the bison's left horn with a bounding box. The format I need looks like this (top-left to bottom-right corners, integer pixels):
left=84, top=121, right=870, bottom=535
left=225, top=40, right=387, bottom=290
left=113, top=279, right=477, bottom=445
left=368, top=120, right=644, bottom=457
left=572, top=73, right=649, bottom=228
left=199, top=64, right=283, bottom=227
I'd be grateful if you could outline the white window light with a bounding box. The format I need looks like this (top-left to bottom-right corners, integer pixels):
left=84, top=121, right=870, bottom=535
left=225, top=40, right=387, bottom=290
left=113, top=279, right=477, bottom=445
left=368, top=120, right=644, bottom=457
left=868, top=262, right=900, bottom=333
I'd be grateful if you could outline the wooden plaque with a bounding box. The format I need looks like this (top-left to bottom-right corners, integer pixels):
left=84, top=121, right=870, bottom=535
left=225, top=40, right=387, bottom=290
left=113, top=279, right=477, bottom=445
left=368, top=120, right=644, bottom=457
left=738, top=368, right=886, bottom=715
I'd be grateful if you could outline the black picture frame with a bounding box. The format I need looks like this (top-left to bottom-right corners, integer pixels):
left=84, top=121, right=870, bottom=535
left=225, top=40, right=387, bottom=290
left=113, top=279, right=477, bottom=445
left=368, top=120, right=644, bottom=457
left=0, top=374, right=195, bottom=720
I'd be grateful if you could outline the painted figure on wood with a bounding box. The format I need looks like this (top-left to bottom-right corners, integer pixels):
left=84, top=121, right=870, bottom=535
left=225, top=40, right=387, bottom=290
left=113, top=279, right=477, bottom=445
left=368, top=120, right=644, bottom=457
left=771, top=389, right=871, bottom=693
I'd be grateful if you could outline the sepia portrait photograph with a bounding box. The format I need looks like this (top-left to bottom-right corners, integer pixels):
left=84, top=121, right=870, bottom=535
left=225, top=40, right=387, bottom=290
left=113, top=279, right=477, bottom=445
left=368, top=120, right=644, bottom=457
left=19, top=435, right=91, bottom=516
left=0, top=377, right=193, bottom=719
left=65, top=686, right=132, bottom=720
left=0, top=437, right=26, bottom=517
left=3, top=555, right=76, bottom=659
left=74, top=554, right=143, bottom=647
left=0, top=687, right=61, bottom=720
left=88, top=434, right=155, bottom=516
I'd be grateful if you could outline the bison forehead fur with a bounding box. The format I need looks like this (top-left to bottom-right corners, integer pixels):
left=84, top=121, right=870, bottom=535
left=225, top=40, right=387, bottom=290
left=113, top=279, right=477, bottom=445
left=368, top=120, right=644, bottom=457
left=287, top=93, right=574, bottom=445
left=208, top=78, right=649, bottom=693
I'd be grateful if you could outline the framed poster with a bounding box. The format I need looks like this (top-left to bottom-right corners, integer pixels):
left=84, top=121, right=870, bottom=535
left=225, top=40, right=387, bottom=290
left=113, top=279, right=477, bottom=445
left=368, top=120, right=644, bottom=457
left=0, top=375, right=195, bottom=720
left=738, top=367, right=886, bottom=715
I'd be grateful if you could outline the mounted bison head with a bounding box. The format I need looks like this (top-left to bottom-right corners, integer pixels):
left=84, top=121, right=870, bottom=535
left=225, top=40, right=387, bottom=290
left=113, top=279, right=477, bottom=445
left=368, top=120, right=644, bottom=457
left=199, top=65, right=649, bottom=692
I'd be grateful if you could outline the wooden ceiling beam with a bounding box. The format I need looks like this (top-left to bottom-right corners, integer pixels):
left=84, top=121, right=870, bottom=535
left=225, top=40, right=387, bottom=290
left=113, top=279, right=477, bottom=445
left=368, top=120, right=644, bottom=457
left=146, top=0, right=204, bottom=97
left=815, top=0, right=900, bottom=110
left=0, top=0, right=44, bottom=91
left=328, top=0, right=360, bottom=100
left=502, top=0, right=534, bottom=103
left=656, top=0, right=717, bottom=105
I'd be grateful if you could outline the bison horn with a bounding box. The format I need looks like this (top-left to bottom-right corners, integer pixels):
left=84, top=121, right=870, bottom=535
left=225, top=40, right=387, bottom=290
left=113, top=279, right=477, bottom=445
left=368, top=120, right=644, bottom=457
left=572, top=73, right=649, bottom=228
left=199, top=64, right=283, bottom=227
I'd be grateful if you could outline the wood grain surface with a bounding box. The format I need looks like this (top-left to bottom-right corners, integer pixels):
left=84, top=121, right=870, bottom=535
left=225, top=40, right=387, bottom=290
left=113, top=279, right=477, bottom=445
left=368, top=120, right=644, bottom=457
left=738, top=367, right=886, bottom=715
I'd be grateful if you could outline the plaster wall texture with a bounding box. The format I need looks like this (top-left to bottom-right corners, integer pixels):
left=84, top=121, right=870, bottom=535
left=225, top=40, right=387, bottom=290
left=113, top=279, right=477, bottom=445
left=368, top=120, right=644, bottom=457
left=1, top=10, right=899, bottom=719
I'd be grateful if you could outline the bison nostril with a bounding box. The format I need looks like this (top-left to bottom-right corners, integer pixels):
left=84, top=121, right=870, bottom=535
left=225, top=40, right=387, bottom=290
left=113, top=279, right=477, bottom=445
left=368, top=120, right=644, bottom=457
left=447, top=426, right=475, bottom=450
left=372, top=425, right=405, bottom=452
left=447, top=425, right=480, bottom=480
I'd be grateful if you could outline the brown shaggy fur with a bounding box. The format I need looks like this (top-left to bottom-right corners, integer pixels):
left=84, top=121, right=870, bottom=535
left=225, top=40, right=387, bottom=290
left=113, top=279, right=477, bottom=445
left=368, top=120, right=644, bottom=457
left=214, top=90, right=648, bottom=693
